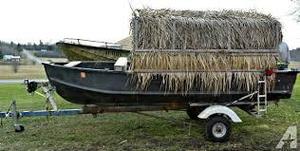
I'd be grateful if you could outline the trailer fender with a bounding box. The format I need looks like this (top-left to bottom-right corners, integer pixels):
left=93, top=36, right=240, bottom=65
left=198, top=105, right=242, bottom=123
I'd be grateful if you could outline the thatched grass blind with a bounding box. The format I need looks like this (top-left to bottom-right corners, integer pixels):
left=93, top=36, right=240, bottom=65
left=130, top=9, right=281, bottom=93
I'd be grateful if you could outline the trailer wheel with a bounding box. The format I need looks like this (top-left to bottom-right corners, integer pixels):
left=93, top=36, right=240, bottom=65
left=205, top=116, right=231, bottom=142
left=186, top=107, right=205, bottom=120
left=14, top=124, right=25, bottom=133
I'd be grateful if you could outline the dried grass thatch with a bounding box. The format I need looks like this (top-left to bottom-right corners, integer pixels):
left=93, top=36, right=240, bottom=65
left=131, top=9, right=282, bottom=49
left=132, top=72, right=276, bottom=94
left=130, top=51, right=277, bottom=93
left=129, top=9, right=281, bottom=93
left=131, top=51, right=277, bottom=71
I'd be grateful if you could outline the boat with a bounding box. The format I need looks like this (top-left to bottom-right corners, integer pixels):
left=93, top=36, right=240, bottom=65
left=57, top=38, right=130, bottom=61
left=43, top=61, right=299, bottom=111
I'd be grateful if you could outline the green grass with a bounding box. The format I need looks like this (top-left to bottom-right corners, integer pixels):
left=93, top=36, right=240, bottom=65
left=0, top=76, right=299, bottom=150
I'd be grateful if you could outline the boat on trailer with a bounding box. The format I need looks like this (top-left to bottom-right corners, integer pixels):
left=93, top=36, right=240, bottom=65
left=1, top=60, right=298, bottom=142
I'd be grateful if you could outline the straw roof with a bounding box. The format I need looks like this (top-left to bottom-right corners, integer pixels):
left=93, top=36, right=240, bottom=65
left=132, top=9, right=282, bottom=49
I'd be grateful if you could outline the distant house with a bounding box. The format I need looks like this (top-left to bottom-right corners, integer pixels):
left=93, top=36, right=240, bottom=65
left=3, top=55, right=21, bottom=62
left=41, top=49, right=48, bottom=52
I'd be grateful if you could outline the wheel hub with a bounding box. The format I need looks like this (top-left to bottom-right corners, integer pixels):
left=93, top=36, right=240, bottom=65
left=212, top=122, right=227, bottom=138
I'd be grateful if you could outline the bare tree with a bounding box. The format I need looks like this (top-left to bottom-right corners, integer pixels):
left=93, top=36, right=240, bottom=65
left=291, top=0, right=300, bottom=21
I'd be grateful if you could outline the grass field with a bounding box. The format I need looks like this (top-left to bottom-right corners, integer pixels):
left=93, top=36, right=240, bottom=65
left=0, top=76, right=299, bottom=150
left=290, top=61, right=300, bottom=69
left=0, top=65, right=46, bottom=80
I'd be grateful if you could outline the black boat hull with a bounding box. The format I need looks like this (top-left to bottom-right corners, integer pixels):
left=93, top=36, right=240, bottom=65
left=43, top=62, right=298, bottom=110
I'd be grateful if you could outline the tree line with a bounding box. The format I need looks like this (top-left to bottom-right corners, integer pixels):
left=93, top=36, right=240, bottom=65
left=0, top=40, right=57, bottom=58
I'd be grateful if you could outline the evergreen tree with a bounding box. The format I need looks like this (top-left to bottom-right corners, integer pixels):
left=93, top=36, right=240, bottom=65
left=0, top=51, right=3, bottom=59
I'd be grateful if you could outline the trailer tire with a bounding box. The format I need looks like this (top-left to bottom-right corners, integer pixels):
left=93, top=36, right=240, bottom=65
left=186, top=107, right=205, bottom=120
left=14, top=124, right=25, bottom=133
left=205, top=116, right=231, bottom=142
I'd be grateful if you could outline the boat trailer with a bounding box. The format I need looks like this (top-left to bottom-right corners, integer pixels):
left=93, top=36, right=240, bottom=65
left=0, top=78, right=271, bottom=142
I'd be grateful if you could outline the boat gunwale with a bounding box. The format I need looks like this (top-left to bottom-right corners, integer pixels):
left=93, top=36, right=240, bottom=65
left=42, top=62, right=300, bottom=75
left=56, top=42, right=131, bottom=52
left=42, top=62, right=129, bottom=74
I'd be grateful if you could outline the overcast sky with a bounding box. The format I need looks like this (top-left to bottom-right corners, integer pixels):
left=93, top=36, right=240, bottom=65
left=0, top=0, right=299, bottom=49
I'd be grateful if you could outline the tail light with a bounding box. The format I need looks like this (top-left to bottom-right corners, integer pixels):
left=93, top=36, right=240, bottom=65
left=265, top=69, right=274, bottom=76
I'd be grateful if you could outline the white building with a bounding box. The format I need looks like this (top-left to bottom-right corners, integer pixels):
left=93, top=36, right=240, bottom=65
left=3, top=55, right=21, bottom=62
